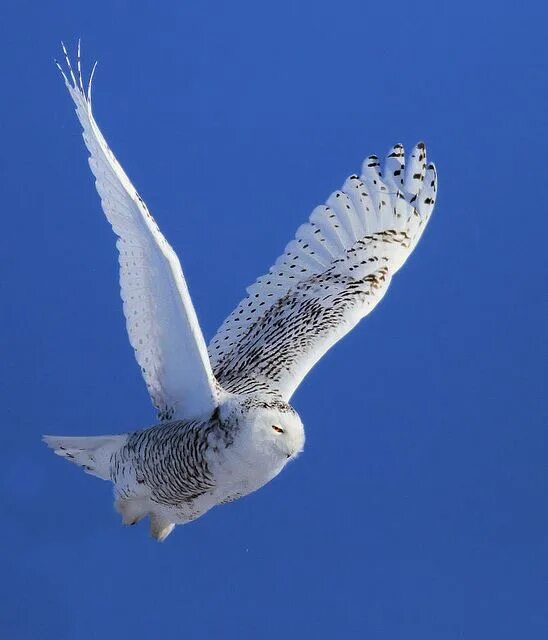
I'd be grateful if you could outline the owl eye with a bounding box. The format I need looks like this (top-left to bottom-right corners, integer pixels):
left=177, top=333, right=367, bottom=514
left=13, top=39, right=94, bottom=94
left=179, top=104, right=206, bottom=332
left=271, top=425, right=285, bottom=434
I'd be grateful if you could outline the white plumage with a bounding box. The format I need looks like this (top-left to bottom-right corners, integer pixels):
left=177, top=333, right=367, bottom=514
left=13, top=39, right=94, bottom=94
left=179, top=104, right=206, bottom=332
left=209, top=144, right=436, bottom=400
left=57, top=43, right=218, bottom=422
left=44, top=45, right=438, bottom=541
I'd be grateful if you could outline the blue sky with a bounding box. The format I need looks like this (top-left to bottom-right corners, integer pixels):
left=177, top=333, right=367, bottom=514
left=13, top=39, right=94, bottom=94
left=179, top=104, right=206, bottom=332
left=1, top=1, right=546, bottom=638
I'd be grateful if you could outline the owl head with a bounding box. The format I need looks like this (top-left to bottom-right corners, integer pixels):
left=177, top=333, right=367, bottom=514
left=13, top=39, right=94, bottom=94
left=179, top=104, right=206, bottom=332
left=221, top=395, right=305, bottom=461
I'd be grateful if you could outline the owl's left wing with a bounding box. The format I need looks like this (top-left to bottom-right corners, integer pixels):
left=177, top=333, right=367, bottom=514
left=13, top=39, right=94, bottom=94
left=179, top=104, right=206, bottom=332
left=209, top=143, right=437, bottom=401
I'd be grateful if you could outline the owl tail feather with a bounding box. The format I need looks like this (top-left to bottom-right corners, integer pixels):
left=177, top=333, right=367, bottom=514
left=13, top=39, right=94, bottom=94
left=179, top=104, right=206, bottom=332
left=43, top=434, right=127, bottom=480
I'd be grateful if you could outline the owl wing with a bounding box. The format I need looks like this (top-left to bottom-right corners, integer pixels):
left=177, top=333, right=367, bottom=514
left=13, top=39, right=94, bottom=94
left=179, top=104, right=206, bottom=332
left=209, top=142, right=437, bottom=401
left=58, top=44, right=218, bottom=421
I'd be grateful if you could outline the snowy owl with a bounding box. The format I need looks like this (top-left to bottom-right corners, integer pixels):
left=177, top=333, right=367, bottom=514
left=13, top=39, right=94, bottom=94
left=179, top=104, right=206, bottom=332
left=44, top=45, right=438, bottom=541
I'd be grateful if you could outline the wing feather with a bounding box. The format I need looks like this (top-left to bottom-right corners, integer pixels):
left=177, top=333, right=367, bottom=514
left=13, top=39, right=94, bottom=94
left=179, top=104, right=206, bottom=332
left=58, top=44, right=218, bottom=420
left=209, top=143, right=437, bottom=400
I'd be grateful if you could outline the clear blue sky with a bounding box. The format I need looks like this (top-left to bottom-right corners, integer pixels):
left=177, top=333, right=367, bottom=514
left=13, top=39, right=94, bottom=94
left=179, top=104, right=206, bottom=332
left=1, top=1, right=546, bottom=638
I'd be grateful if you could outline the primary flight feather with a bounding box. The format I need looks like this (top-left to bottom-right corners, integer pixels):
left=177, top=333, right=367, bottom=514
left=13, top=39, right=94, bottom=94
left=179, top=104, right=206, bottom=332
left=44, top=45, right=438, bottom=541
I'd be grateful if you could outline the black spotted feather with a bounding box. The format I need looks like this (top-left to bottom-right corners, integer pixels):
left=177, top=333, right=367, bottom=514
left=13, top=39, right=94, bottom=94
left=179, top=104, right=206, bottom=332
left=209, top=143, right=437, bottom=401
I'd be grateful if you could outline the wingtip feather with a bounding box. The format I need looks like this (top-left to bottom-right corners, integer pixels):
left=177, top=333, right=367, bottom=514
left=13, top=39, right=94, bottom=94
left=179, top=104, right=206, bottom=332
left=55, top=41, right=98, bottom=107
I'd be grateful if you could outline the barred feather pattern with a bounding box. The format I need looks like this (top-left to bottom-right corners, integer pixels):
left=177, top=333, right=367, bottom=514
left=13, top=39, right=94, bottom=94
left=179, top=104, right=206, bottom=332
left=111, top=416, right=234, bottom=508
left=210, top=143, right=437, bottom=401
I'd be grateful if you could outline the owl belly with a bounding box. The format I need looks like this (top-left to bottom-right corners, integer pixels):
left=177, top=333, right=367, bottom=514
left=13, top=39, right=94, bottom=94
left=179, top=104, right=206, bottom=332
left=149, top=462, right=285, bottom=526
left=211, top=445, right=288, bottom=505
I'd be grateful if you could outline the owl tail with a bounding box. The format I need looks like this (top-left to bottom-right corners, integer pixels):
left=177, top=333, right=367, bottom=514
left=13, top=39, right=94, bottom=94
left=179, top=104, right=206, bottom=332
left=43, top=434, right=127, bottom=480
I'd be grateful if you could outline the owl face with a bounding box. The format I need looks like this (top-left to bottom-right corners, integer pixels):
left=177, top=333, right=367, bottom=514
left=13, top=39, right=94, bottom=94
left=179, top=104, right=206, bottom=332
left=251, top=406, right=305, bottom=461
left=232, top=403, right=305, bottom=464
left=218, top=395, right=305, bottom=463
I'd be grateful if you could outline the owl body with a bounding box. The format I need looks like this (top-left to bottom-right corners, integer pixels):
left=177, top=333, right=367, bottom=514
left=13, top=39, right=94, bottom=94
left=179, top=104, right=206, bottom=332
left=47, top=395, right=305, bottom=539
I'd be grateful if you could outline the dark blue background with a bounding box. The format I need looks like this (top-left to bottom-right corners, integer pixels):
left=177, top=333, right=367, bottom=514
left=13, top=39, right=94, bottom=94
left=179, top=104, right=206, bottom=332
left=1, top=1, right=546, bottom=638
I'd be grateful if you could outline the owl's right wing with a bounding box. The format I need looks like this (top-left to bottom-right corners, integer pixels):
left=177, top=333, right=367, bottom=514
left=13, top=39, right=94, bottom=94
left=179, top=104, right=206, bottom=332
left=58, top=45, right=218, bottom=421
left=209, top=143, right=437, bottom=401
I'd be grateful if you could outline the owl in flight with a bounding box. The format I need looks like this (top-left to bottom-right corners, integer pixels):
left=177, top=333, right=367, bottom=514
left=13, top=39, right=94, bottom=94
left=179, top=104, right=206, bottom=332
left=44, top=44, right=438, bottom=541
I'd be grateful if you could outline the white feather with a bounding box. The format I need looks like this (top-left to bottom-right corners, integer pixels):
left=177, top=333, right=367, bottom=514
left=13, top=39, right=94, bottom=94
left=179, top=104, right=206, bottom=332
left=57, top=45, right=218, bottom=421
left=209, top=143, right=438, bottom=400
